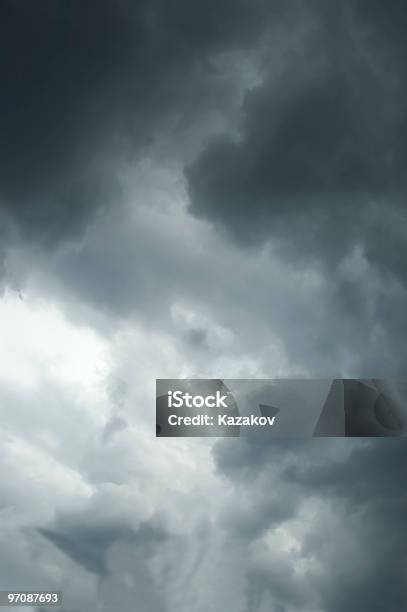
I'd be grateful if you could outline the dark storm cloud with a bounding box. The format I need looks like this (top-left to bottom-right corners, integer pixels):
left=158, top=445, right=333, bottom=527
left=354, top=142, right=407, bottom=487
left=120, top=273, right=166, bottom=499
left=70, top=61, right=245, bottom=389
left=0, top=0, right=280, bottom=252
left=39, top=515, right=165, bottom=576
left=186, top=2, right=407, bottom=274
left=213, top=437, right=311, bottom=478
left=38, top=524, right=136, bottom=576
left=213, top=437, right=407, bottom=611
left=288, top=438, right=407, bottom=501
left=37, top=508, right=170, bottom=612
left=294, top=440, right=407, bottom=612
left=184, top=2, right=407, bottom=375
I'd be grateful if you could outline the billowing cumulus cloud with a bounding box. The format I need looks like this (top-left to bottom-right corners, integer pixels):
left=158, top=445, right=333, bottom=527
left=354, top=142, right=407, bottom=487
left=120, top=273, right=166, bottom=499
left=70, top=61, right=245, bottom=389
left=187, top=2, right=407, bottom=259
left=213, top=437, right=407, bottom=611
left=0, top=0, right=279, bottom=254
left=184, top=1, right=407, bottom=374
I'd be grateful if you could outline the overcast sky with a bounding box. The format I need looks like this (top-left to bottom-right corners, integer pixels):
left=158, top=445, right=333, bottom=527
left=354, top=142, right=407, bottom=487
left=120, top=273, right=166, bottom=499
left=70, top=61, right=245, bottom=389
left=1, top=1, right=407, bottom=611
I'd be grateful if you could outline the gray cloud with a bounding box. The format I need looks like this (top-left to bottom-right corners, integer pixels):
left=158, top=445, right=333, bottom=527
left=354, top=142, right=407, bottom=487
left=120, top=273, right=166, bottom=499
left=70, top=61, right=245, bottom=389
left=182, top=2, right=407, bottom=374
left=39, top=516, right=165, bottom=577
left=213, top=437, right=407, bottom=611
left=5, top=1, right=406, bottom=376
left=1, top=3, right=407, bottom=612
left=186, top=2, right=407, bottom=272
left=39, top=524, right=135, bottom=577
left=0, top=0, right=278, bottom=255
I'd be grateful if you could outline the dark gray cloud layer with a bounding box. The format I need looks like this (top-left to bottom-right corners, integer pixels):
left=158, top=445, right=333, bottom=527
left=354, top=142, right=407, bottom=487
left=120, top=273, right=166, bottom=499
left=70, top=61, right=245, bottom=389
left=39, top=515, right=165, bottom=577
left=181, top=2, right=407, bottom=374
left=0, top=0, right=275, bottom=249
left=186, top=2, right=407, bottom=271
left=4, top=1, right=407, bottom=374
left=214, top=438, right=407, bottom=611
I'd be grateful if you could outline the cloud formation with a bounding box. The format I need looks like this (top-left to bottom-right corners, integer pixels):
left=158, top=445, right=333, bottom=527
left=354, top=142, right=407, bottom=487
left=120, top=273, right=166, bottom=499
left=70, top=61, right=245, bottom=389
left=186, top=1, right=407, bottom=274
left=0, top=0, right=277, bottom=252
left=1, top=3, right=407, bottom=612
left=213, top=437, right=407, bottom=611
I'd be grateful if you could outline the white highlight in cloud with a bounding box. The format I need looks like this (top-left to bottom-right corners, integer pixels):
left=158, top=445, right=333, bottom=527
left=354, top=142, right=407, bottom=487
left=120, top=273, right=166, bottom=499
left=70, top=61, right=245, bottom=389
left=0, top=290, right=110, bottom=393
